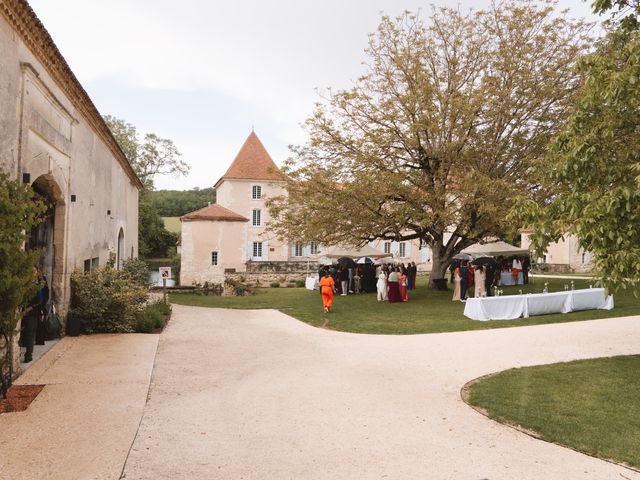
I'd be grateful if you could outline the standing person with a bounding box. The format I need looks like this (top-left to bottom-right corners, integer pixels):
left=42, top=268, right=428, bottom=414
left=35, top=274, right=50, bottom=345
left=512, top=256, right=522, bottom=285
left=474, top=265, right=486, bottom=297
left=460, top=261, right=469, bottom=302
left=522, top=256, right=531, bottom=285
left=376, top=269, right=388, bottom=301
left=405, top=263, right=413, bottom=290
left=339, top=266, right=349, bottom=296
left=400, top=268, right=409, bottom=302
left=484, top=263, right=495, bottom=297
left=19, top=268, right=43, bottom=363
left=411, top=262, right=418, bottom=290
left=353, top=267, right=362, bottom=294
left=319, top=271, right=335, bottom=313
left=452, top=262, right=461, bottom=301
left=348, top=266, right=354, bottom=293
left=387, top=268, right=401, bottom=303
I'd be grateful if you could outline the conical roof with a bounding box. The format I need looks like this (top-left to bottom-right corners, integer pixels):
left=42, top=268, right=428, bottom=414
left=216, top=131, right=286, bottom=186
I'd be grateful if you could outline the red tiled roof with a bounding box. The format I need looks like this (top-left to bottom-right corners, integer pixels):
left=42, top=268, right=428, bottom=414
left=181, top=204, right=248, bottom=222
left=216, top=131, right=286, bottom=185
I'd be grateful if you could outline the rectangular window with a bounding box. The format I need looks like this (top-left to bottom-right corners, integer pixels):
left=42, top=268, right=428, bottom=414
left=253, top=242, right=263, bottom=258
left=211, top=251, right=218, bottom=266
left=252, top=185, right=262, bottom=200
left=84, top=259, right=91, bottom=272
left=419, top=239, right=428, bottom=249
left=310, top=242, right=318, bottom=255
left=399, top=242, right=406, bottom=258
left=384, top=242, right=391, bottom=254
left=294, top=242, right=303, bottom=257
left=91, top=257, right=99, bottom=271
left=252, top=209, right=261, bottom=226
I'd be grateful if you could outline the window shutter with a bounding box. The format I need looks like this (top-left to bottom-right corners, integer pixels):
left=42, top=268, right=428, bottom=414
left=303, top=244, right=311, bottom=257
left=263, top=241, right=269, bottom=261
left=247, top=242, right=254, bottom=261
left=391, top=242, right=400, bottom=256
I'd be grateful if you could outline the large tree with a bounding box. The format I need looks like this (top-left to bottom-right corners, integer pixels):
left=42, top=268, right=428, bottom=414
left=104, top=116, right=186, bottom=258
left=513, top=1, right=640, bottom=293
left=103, top=115, right=189, bottom=189
left=267, top=1, right=590, bottom=287
left=0, top=173, right=46, bottom=397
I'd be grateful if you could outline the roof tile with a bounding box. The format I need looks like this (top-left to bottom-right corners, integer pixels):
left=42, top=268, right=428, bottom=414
left=181, top=204, right=248, bottom=222
left=218, top=131, right=286, bottom=183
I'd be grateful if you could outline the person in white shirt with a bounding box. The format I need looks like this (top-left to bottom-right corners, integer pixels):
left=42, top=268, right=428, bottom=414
left=512, top=257, right=522, bottom=285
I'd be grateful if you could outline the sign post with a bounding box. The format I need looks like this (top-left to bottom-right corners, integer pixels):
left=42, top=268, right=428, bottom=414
left=159, top=267, right=171, bottom=304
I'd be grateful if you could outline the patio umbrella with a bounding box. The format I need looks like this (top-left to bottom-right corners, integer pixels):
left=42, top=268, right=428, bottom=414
left=336, top=256, right=356, bottom=268
left=453, top=252, right=473, bottom=261
left=356, top=257, right=374, bottom=264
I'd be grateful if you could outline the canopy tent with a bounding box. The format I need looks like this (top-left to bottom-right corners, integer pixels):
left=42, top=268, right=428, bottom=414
left=321, top=244, right=393, bottom=259
left=461, top=241, right=529, bottom=258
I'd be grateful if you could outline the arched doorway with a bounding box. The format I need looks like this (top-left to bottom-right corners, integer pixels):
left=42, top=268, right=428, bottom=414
left=28, top=175, right=66, bottom=314
left=117, top=228, right=125, bottom=270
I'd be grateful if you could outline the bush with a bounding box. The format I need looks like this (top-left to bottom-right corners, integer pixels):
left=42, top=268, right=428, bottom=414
left=270, top=282, right=280, bottom=288
left=295, top=280, right=305, bottom=288
left=122, top=258, right=150, bottom=287
left=70, top=267, right=148, bottom=333
left=287, top=282, right=297, bottom=288
left=135, top=301, right=171, bottom=333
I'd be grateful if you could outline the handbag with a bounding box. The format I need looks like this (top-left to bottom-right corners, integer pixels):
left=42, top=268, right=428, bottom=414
left=46, top=304, right=62, bottom=338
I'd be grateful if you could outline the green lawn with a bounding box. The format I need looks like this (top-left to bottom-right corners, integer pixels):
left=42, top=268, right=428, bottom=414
left=161, top=216, right=181, bottom=234
left=170, top=277, right=640, bottom=334
left=467, top=355, right=640, bottom=469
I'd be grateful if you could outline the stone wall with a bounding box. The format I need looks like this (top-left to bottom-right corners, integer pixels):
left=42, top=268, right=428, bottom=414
left=227, top=261, right=319, bottom=287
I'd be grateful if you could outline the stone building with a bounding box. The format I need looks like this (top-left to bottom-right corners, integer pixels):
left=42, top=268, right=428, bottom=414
left=521, top=231, right=593, bottom=273
left=0, top=0, right=142, bottom=367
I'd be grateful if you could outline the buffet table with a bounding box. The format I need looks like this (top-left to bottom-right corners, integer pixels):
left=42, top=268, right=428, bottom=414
left=463, top=288, right=614, bottom=321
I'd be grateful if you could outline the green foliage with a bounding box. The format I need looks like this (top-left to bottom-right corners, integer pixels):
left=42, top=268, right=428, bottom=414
left=270, top=282, right=280, bottom=288
left=513, top=26, right=640, bottom=294
left=70, top=267, right=148, bottom=334
left=294, top=280, right=305, bottom=288
left=135, top=302, right=171, bottom=333
left=0, top=173, right=46, bottom=398
left=170, top=252, right=181, bottom=286
left=138, top=189, right=178, bottom=259
left=267, top=1, right=591, bottom=287
left=151, top=188, right=215, bottom=217
left=122, top=257, right=151, bottom=287
left=103, top=115, right=189, bottom=189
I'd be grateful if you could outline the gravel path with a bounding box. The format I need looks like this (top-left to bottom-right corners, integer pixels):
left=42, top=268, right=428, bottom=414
left=122, top=305, right=640, bottom=480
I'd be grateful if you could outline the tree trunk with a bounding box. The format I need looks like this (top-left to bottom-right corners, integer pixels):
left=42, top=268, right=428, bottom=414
left=428, top=244, right=451, bottom=290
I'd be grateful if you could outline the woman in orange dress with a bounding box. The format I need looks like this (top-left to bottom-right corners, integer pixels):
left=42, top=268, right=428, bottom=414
left=319, top=271, right=335, bottom=313
left=400, top=268, right=409, bottom=302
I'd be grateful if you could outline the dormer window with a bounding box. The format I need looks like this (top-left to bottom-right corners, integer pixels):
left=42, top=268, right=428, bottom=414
left=252, top=185, right=262, bottom=200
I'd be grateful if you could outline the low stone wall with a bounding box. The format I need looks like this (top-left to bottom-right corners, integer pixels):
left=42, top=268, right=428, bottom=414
left=532, top=263, right=594, bottom=274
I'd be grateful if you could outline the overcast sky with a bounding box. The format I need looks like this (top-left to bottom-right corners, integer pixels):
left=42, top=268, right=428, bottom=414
left=28, top=0, right=602, bottom=191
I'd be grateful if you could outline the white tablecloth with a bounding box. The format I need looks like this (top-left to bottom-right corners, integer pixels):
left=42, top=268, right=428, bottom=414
left=464, top=288, right=614, bottom=321
left=499, top=271, right=523, bottom=286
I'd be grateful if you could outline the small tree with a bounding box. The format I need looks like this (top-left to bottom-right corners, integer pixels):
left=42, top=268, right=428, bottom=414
left=0, top=172, right=46, bottom=398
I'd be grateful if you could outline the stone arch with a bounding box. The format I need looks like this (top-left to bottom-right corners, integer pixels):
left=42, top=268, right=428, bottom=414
left=29, top=174, right=67, bottom=314
left=117, top=228, right=125, bottom=270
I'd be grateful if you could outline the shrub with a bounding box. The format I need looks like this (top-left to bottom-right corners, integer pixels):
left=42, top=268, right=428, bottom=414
left=70, top=267, right=148, bottom=333
left=295, top=280, right=305, bottom=288
left=270, top=282, right=280, bottom=288
left=287, top=282, right=297, bottom=288
left=135, top=301, right=171, bottom=333
left=122, top=258, right=150, bottom=287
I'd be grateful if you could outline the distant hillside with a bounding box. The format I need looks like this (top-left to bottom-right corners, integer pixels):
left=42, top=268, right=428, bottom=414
left=151, top=187, right=215, bottom=216
left=162, top=217, right=182, bottom=234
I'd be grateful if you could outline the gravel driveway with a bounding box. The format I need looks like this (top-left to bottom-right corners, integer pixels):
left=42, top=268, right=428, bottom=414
left=122, top=305, right=640, bottom=480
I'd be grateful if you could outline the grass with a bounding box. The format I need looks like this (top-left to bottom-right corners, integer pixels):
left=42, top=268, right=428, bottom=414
left=466, top=355, right=640, bottom=470
left=170, top=277, right=640, bottom=334
left=162, top=216, right=181, bottom=234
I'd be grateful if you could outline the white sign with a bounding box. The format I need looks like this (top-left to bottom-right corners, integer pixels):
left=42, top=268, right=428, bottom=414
left=159, top=267, right=171, bottom=279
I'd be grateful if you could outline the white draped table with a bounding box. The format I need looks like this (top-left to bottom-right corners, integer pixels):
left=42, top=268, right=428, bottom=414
left=463, top=288, right=614, bottom=321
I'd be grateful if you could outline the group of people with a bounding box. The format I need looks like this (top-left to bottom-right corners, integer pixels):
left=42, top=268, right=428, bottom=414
left=450, top=255, right=531, bottom=302
left=318, top=262, right=418, bottom=312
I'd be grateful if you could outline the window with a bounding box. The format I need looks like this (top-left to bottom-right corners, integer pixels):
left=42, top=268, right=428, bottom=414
left=294, top=242, right=303, bottom=257
left=252, top=185, right=262, bottom=200
left=384, top=242, right=391, bottom=254
left=252, top=209, right=261, bottom=226
left=84, top=259, right=91, bottom=272
left=399, top=242, right=406, bottom=257
left=310, top=242, right=318, bottom=255
left=211, top=251, right=218, bottom=266
left=253, top=242, right=263, bottom=258
left=85, top=257, right=99, bottom=272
